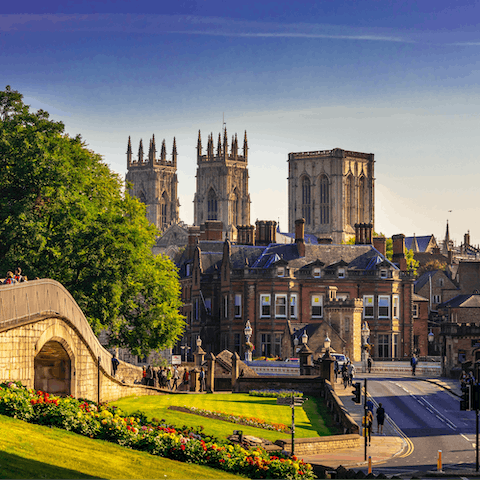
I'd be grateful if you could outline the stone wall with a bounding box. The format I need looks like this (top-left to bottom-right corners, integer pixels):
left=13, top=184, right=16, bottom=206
left=275, top=434, right=361, bottom=455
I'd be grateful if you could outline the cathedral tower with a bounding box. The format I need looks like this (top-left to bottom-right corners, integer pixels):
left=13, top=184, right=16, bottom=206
left=126, top=135, right=180, bottom=232
left=194, top=128, right=250, bottom=236
left=288, top=148, right=375, bottom=244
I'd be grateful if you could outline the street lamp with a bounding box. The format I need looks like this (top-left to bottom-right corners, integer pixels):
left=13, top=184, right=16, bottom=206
left=181, top=344, right=191, bottom=363
left=196, top=336, right=202, bottom=348
left=244, top=320, right=253, bottom=362
left=324, top=334, right=331, bottom=354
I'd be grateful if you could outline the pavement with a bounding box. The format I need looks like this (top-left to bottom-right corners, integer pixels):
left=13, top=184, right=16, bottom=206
left=299, top=371, right=462, bottom=471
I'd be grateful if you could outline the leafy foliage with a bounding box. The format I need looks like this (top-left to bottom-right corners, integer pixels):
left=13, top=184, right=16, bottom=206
left=0, top=86, right=184, bottom=354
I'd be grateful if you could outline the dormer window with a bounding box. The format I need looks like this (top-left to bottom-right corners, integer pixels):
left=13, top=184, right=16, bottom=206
left=277, top=266, right=285, bottom=277
left=338, top=268, right=345, bottom=279
left=313, top=267, right=321, bottom=278
left=380, top=269, right=388, bottom=279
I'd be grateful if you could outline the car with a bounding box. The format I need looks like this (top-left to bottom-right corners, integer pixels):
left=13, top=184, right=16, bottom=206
left=285, top=357, right=299, bottom=363
left=331, top=353, right=349, bottom=368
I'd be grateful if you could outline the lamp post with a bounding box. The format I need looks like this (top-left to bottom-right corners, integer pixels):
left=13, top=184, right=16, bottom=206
left=244, top=320, right=253, bottom=362
left=361, top=321, right=370, bottom=373
left=324, top=334, right=331, bottom=354
left=181, top=344, right=191, bottom=363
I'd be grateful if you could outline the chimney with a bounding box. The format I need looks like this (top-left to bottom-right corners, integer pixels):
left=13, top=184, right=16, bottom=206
left=187, top=226, right=200, bottom=257
left=295, top=218, right=305, bottom=257
left=392, top=234, right=407, bottom=271
left=255, top=220, right=277, bottom=246
left=465, top=231, right=471, bottom=247
left=373, top=236, right=387, bottom=257
left=365, top=223, right=373, bottom=244
left=237, top=225, right=255, bottom=246
left=200, top=221, right=223, bottom=241
left=448, top=249, right=453, bottom=265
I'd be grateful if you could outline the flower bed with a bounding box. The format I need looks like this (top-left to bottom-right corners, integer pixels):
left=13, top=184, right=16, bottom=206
left=169, top=405, right=290, bottom=433
left=249, top=389, right=304, bottom=398
left=0, top=382, right=313, bottom=479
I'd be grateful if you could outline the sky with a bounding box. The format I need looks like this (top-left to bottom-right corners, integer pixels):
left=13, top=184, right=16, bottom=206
left=2, top=1, right=480, bottom=246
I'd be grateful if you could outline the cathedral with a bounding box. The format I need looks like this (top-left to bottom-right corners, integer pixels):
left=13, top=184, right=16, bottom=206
left=126, top=134, right=374, bottom=245
left=288, top=148, right=375, bottom=244
left=125, top=135, right=179, bottom=233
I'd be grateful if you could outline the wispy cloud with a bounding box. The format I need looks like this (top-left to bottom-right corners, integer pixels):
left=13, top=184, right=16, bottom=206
left=0, top=13, right=412, bottom=43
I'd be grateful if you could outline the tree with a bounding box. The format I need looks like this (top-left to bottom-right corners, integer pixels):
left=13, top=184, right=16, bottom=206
left=417, top=259, right=447, bottom=277
left=0, top=86, right=185, bottom=355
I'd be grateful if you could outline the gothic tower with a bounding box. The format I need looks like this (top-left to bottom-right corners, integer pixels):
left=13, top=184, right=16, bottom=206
left=126, top=135, right=180, bottom=232
left=194, top=128, right=250, bottom=237
left=288, top=148, right=375, bottom=244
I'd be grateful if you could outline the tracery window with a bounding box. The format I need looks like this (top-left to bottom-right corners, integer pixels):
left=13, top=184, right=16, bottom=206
left=319, top=175, right=329, bottom=225
left=207, top=189, right=217, bottom=220
left=358, top=176, right=366, bottom=223
left=302, top=176, right=311, bottom=225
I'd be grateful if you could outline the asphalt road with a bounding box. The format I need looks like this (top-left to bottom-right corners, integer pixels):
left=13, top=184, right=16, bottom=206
left=358, top=376, right=479, bottom=477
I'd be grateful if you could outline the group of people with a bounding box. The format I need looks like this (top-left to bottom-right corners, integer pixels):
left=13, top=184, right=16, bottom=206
left=334, top=360, right=356, bottom=388
left=364, top=402, right=386, bottom=446
left=3, top=268, right=28, bottom=284
left=143, top=365, right=181, bottom=389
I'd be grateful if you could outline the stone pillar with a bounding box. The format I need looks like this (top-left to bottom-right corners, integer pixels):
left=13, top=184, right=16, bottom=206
left=195, top=346, right=206, bottom=367
left=299, top=345, right=313, bottom=376
left=190, top=367, right=200, bottom=392
left=206, top=352, right=216, bottom=393
left=231, top=352, right=240, bottom=390
left=321, top=350, right=335, bottom=389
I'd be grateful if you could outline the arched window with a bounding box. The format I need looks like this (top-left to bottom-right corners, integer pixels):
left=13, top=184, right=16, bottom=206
left=302, top=177, right=311, bottom=225
left=232, top=189, right=239, bottom=227
left=207, top=189, right=217, bottom=220
left=358, top=176, right=366, bottom=223
left=345, top=174, right=353, bottom=226
left=161, top=191, right=168, bottom=227
left=319, top=175, right=329, bottom=225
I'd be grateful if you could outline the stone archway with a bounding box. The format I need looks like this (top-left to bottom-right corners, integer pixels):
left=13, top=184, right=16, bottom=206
left=34, top=340, right=72, bottom=395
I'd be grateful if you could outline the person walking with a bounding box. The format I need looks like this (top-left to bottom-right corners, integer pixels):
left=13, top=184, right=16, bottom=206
left=376, top=403, right=385, bottom=435
left=366, top=409, right=374, bottom=446
left=146, top=365, right=154, bottom=386
left=367, top=356, right=372, bottom=374
left=342, top=364, right=349, bottom=389
left=199, top=367, right=206, bottom=392
left=334, top=359, right=339, bottom=382
left=111, top=354, right=119, bottom=377
left=410, top=355, right=417, bottom=376
left=182, top=368, right=190, bottom=391
left=347, top=361, right=355, bottom=386
left=172, top=366, right=179, bottom=390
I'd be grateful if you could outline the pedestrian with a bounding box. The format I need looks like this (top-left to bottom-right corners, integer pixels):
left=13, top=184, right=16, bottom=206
left=366, top=398, right=374, bottom=413
left=159, top=367, right=167, bottom=388
left=172, top=366, right=179, bottom=390
left=199, top=367, right=206, bottom=392
left=342, top=364, right=349, bottom=389
left=146, top=365, right=154, bottom=386
left=334, top=359, right=339, bottom=381
left=365, top=409, right=374, bottom=446
left=182, top=368, right=190, bottom=391
left=376, top=403, right=385, bottom=435
left=410, top=355, right=417, bottom=376
left=166, top=367, right=172, bottom=389
left=367, top=356, right=372, bottom=374
left=14, top=267, right=23, bottom=283
left=347, top=362, right=355, bottom=386
left=142, top=365, right=146, bottom=384
left=111, top=354, right=119, bottom=377
left=3, top=271, right=16, bottom=285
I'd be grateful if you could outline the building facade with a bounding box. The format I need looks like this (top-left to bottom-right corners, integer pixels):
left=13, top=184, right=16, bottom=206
left=193, top=129, right=250, bottom=238
left=176, top=220, right=414, bottom=362
left=288, top=148, right=375, bottom=244
left=126, top=135, right=179, bottom=233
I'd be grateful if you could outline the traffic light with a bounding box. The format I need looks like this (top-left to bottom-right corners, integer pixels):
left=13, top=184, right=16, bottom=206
left=460, top=383, right=472, bottom=411
left=352, top=382, right=361, bottom=404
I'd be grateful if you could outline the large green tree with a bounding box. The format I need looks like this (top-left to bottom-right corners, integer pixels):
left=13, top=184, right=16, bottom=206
left=0, top=86, right=185, bottom=355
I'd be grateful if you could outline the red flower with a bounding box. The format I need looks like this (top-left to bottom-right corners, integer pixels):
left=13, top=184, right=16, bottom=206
left=181, top=445, right=186, bottom=451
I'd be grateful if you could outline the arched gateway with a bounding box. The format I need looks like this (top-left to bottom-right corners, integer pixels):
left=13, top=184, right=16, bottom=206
left=34, top=340, right=72, bottom=395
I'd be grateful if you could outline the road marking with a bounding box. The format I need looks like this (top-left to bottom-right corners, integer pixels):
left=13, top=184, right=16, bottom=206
left=461, top=434, right=470, bottom=442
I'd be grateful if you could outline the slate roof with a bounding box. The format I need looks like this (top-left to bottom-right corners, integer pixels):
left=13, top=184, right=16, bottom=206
left=405, top=235, right=435, bottom=252
left=438, top=293, right=480, bottom=309
left=414, top=271, right=437, bottom=292
left=413, top=293, right=429, bottom=302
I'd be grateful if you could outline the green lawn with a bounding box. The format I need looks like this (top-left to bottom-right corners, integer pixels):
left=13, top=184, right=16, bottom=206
left=112, top=393, right=339, bottom=442
left=0, top=415, right=244, bottom=479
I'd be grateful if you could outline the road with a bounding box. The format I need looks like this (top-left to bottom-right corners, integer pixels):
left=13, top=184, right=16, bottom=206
left=359, top=376, right=478, bottom=477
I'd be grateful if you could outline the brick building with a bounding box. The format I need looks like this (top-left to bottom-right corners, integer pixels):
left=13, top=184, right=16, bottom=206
left=176, top=220, right=415, bottom=362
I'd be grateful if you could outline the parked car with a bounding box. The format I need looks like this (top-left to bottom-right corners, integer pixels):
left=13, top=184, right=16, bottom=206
left=331, top=353, right=349, bottom=368
left=285, top=358, right=299, bottom=363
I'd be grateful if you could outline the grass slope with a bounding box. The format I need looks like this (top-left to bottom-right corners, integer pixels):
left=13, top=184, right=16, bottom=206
left=0, top=415, right=244, bottom=479
left=113, top=393, right=339, bottom=442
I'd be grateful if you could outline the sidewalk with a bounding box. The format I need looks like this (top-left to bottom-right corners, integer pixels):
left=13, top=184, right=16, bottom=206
left=300, top=373, right=461, bottom=470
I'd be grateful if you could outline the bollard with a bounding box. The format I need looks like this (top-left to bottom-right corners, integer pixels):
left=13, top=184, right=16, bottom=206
left=437, top=450, right=442, bottom=472
left=368, top=456, right=372, bottom=474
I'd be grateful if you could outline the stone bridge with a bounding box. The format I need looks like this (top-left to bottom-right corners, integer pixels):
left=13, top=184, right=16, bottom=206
left=0, top=279, right=158, bottom=402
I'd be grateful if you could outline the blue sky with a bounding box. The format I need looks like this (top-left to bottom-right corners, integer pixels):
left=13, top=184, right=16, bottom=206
left=2, top=1, right=480, bottom=245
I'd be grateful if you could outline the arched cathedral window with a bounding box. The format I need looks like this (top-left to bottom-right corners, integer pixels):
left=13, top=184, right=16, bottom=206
left=302, top=176, right=311, bottom=225
left=358, top=176, right=366, bottom=223
left=319, top=175, right=329, bottom=225
left=232, top=189, right=239, bottom=227
left=345, top=174, right=353, bottom=226
left=161, top=191, right=168, bottom=227
left=207, top=189, right=218, bottom=221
